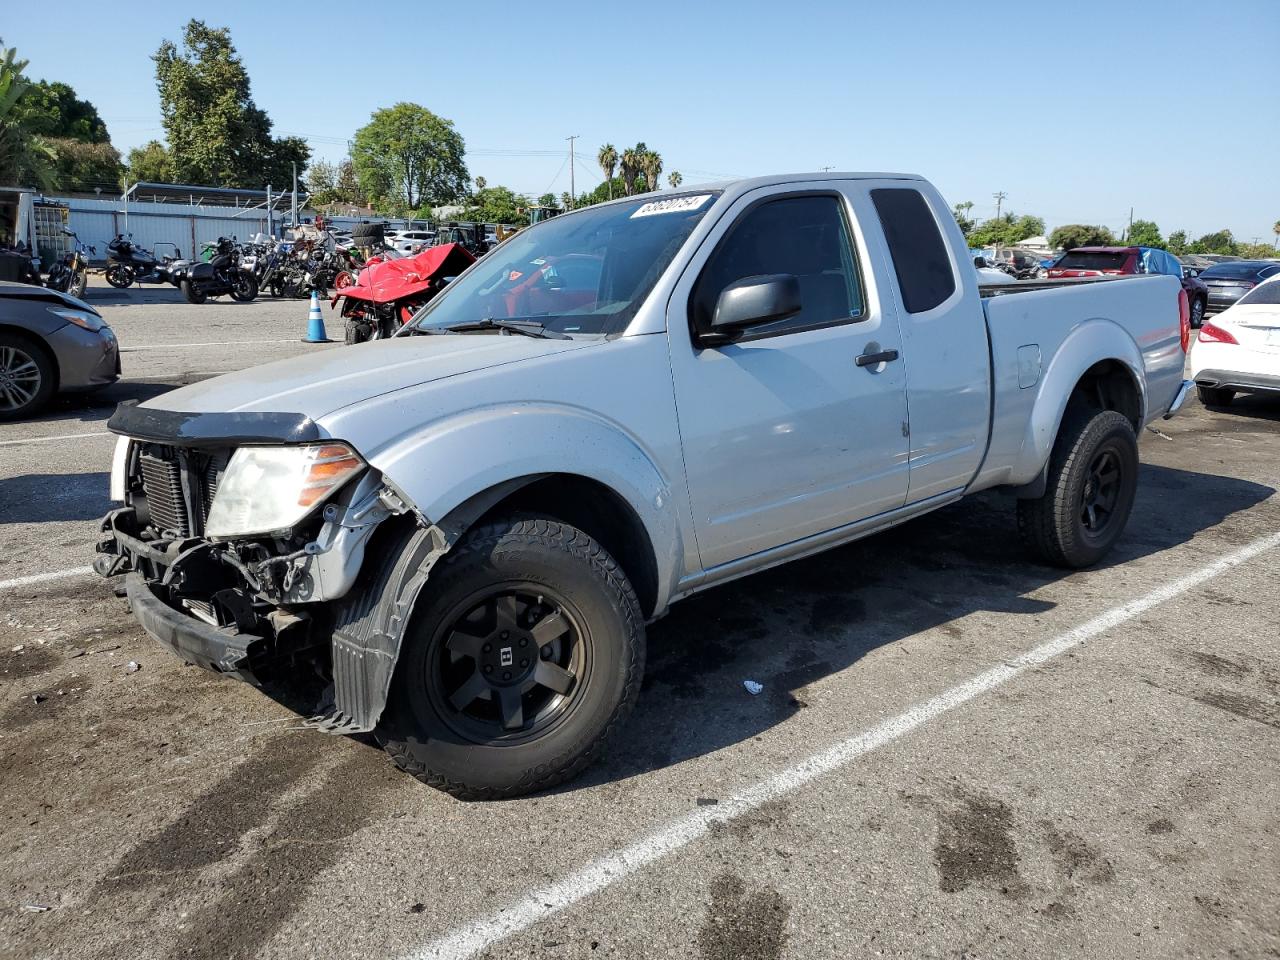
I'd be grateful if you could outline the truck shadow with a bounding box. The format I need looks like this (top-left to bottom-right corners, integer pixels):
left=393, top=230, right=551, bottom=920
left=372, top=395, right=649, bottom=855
left=562, top=462, right=1275, bottom=793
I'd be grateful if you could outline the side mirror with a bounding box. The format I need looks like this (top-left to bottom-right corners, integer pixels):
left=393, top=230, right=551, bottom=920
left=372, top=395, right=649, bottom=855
left=706, top=274, right=802, bottom=343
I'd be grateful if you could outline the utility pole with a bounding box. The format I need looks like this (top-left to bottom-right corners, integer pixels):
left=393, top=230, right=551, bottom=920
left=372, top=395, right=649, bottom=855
left=1126, top=207, right=1133, bottom=242
left=566, top=135, right=578, bottom=209
left=291, top=162, right=299, bottom=228
left=993, top=191, right=1007, bottom=221
left=820, top=166, right=834, bottom=173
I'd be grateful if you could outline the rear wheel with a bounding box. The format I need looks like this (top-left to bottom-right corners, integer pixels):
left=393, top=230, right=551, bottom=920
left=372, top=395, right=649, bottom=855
left=180, top=280, right=206, bottom=304
left=0, top=333, right=56, bottom=421
left=1197, top=385, right=1233, bottom=406
left=1190, top=297, right=1206, bottom=328
left=1017, top=408, right=1139, bottom=568
left=376, top=516, right=645, bottom=800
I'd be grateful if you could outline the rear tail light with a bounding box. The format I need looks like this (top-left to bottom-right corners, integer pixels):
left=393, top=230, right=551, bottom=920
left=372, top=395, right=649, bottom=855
left=1198, top=321, right=1238, bottom=345
left=1178, top=289, right=1190, bottom=353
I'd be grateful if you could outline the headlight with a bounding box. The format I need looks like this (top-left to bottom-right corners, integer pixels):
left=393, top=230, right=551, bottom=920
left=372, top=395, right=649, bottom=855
left=49, top=306, right=104, bottom=332
left=205, top=442, right=365, bottom=539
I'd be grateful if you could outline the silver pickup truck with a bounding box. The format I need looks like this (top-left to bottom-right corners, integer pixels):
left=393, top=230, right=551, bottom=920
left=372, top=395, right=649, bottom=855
left=97, top=173, right=1193, bottom=798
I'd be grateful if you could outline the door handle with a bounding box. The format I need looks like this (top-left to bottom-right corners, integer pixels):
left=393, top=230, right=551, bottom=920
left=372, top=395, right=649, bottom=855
left=855, top=349, right=899, bottom=367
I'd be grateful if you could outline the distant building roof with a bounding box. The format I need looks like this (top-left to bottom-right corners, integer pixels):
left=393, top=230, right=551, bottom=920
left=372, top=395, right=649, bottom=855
left=123, top=182, right=305, bottom=208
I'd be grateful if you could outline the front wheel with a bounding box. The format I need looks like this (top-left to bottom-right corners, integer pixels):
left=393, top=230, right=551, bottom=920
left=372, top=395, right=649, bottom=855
left=0, top=332, right=56, bottom=421
left=230, top=274, right=259, bottom=302
left=180, top=279, right=207, bottom=305
left=1017, top=408, right=1139, bottom=568
left=68, top=269, right=87, bottom=300
left=377, top=516, right=646, bottom=800
left=105, top=263, right=134, bottom=288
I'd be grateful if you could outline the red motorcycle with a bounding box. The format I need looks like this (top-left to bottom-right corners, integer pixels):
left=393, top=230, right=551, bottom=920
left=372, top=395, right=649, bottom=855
left=332, top=243, right=475, bottom=344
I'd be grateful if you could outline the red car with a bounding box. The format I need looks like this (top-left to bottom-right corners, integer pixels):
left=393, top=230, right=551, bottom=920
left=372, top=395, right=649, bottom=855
left=1048, top=246, right=1210, bottom=327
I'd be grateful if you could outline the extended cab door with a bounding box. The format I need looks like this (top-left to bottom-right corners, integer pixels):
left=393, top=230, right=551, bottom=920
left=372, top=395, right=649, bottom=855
left=866, top=183, right=992, bottom=504
left=666, top=185, right=911, bottom=571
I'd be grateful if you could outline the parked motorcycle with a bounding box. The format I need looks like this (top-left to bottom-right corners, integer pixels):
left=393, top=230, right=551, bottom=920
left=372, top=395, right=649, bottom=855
left=104, top=234, right=184, bottom=288
left=333, top=243, right=474, bottom=344
left=176, top=236, right=258, bottom=304
left=45, top=230, right=93, bottom=299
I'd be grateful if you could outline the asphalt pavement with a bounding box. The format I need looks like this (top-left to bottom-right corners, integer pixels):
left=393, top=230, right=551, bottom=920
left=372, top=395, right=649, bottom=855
left=0, top=282, right=1277, bottom=960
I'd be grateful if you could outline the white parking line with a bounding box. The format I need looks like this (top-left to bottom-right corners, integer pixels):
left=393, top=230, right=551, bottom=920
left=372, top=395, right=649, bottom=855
left=0, top=565, right=96, bottom=591
left=120, top=339, right=300, bottom=351
left=0, top=431, right=111, bottom=447
left=408, top=529, right=1280, bottom=960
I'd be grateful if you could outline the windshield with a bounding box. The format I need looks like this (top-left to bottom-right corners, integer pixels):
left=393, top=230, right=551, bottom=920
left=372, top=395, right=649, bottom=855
left=406, top=193, right=719, bottom=337
left=1054, top=251, right=1129, bottom=271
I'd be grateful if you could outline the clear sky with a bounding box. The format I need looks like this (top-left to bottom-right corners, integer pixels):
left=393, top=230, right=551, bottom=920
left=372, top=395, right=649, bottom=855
left=5, top=0, right=1278, bottom=241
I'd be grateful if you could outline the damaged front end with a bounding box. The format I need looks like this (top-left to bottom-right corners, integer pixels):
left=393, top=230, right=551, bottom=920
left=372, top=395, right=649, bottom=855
left=95, top=402, right=447, bottom=734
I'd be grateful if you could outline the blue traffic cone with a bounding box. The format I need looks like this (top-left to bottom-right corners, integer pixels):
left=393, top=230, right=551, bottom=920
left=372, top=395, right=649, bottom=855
left=302, top=289, right=333, bottom=343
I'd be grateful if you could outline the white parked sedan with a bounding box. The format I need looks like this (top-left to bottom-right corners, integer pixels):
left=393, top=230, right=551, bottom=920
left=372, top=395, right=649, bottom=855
left=1191, top=275, right=1280, bottom=406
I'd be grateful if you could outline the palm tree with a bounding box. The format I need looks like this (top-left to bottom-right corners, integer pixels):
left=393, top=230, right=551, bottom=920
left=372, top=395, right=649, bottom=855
left=619, top=147, right=641, bottom=197
left=0, top=41, right=55, bottom=190
left=642, top=150, right=663, bottom=194
left=668, top=171, right=682, bottom=189
left=1273, top=219, right=1280, bottom=250
left=474, top=175, right=486, bottom=191
left=597, top=144, right=618, bottom=200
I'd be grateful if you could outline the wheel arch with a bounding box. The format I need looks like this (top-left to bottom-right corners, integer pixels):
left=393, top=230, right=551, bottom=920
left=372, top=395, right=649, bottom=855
left=0, top=323, right=60, bottom=392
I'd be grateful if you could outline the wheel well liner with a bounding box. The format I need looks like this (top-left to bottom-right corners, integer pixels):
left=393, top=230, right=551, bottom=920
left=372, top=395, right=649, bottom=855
left=1066, top=359, right=1142, bottom=429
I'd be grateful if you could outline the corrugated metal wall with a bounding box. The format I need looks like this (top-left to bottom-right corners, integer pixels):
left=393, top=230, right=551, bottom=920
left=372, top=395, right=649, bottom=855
left=63, top=198, right=273, bottom=262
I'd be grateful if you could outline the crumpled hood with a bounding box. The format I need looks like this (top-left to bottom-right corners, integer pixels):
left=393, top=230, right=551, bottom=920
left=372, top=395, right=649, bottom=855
left=143, top=334, right=594, bottom=418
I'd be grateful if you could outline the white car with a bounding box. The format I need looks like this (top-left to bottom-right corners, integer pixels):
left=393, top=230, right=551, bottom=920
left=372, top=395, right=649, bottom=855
left=1191, top=275, right=1280, bottom=406
left=392, top=230, right=437, bottom=254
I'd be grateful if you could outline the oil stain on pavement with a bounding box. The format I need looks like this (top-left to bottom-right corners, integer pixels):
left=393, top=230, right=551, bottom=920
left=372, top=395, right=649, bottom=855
left=697, top=872, right=790, bottom=960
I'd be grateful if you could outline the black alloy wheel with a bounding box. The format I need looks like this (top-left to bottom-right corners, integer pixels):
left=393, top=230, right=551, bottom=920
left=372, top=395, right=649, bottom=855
left=426, top=587, right=585, bottom=743
left=1079, top=448, right=1122, bottom=539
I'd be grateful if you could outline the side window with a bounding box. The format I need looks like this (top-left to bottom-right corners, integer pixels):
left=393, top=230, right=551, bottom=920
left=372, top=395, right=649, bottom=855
left=690, top=194, right=864, bottom=340
left=870, top=188, right=956, bottom=313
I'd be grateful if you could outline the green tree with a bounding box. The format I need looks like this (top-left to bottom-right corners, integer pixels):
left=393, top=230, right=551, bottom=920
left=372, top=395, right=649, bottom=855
left=0, top=41, right=56, bottom=189
left=453, top=184, right=529, bottom=226
left=597, top=144, right=617, bottom=200
left=952, top=200, right=975, bottom=237
left=153, top=20, right=308, bottom=188
left=126, top=140, right=174, bottom=183
left=11, top=79, right=109, bottom=143
left=351, top=102, right=468, bottom=210
left=1238, top=241, right=1278, bottom=259
left=1273, top=220, right=1279, bottom=250
left=537, top=192, right=558, bottom=208
left=1188, top=229, right=1236, bottom=255
left=1049, top=223, right=1117, bottom=250
left=49, top=140, right=123, bottom=192
left=968, top=212, right=1045, bottom=248
left=1166, top=230, right=1189, bottom=255
left=668, top=171, right=682, bottom=189
left=1125, top=219, right=1163, bottom=247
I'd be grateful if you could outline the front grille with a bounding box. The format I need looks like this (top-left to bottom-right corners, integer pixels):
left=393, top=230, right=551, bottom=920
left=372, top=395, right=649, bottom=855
left=136, top=446, right=233, bottom=537
left=139, top=451, right=188, bottom=536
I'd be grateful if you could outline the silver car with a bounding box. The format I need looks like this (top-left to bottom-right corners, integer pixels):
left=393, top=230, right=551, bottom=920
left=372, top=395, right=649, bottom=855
left=0, top=282, right=120, bottom=420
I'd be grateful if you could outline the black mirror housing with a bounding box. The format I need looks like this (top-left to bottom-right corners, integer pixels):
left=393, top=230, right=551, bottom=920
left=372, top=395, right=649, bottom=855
left=707, top=274, right=802, bottom=343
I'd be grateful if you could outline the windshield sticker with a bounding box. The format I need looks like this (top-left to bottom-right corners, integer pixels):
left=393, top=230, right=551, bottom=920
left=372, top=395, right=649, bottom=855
left=630, top=194, right=712, bottom=218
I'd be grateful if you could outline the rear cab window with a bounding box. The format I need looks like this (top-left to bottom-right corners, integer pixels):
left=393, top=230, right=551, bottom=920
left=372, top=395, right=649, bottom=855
left=1054, top=251, right=1130, bottom=271
left=870, top=188, right=956, bottom=313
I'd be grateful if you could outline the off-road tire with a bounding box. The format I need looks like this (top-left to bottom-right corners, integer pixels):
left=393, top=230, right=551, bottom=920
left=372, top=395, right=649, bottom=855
left=180, top=279, right=206, bottom=305
left=1017, top=408, right=1139, bottom=568
left=0, top=332, right=56, bottom=421
left=376, top=516, right=645, bottom=800
left=1197, top=385, right=1233, bottom=406
left=343, top=318, right=370, bottom=345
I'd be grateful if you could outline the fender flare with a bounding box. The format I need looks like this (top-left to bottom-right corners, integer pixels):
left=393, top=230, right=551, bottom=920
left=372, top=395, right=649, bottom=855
left=1010, top=318, right=1146, bottom=483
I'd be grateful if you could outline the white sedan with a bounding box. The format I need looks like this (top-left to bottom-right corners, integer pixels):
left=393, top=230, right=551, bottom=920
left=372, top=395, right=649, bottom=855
left=1191, top=275, right=1280, bottom=406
